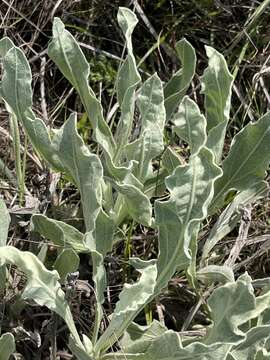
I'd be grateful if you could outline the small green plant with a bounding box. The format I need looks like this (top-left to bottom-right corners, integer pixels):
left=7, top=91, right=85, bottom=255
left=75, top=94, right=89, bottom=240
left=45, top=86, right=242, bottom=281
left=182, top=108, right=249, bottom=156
left=1, top=7, right=270, bottom=360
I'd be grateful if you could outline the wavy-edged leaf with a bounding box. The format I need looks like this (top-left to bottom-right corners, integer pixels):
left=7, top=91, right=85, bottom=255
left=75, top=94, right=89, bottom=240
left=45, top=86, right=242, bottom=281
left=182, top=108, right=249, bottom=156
left=0, top=246, right=83, bottom=348
left=0, top=333, right=15, bottom=360
left=0, top=41, right=64, bottom=172
left=95, top=258, right=157, bottom=354
left=202, top=180, right=268, bottom=265
left=205, top=274, right=255, bottom=345
left=211, top=112, right=270, bottom=213
left=154, top=148, right=222, bottom=293
left=114, top=7, right=141, bottom=163
left=201, top=46, right=233, bottom=162
left=116, top=7, right=140, bottom=105
left=125, top=73, right=165, bottom=183
left=229, top=325, right=270, bottom=360
left=48, top=17, right=115, bottom=157
left=31, top=214, right=87, bottom=253
left=101, top=333, right=229, bottom=360
left=57, top=113, right=103, bottom=233
left=173, top=96, right=207, bottom=155
left=164, top=39, right=196, bottom=121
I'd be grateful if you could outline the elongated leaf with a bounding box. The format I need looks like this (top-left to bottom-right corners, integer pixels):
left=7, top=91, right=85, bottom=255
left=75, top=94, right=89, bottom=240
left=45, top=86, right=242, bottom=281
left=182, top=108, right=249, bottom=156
left=164, top=39, right=196, bottom=121
left=155, top=148, right=222, bottom=293
left=173, top=96, right=207, bottom=155
left=125, top=74, right=165, bottom=182
left=95, top=258, right=157, bottom=354
left=0, top=41, right=64, bottom=173
left=87, top=246, right=107, bottom=344
left=114, top=8, right=141, bottom=163
left=48, top=18, right=115, bottom=157
left=0, top=199, right=10, bottom=288
left=31, top=214, right=87, bottom=253
left=57, top=113, right=103, bottom=233
left=211, top=112, right=270, bottom=213
left=116, top=7, right=140, bottom=106
left=0, top=333, right=15, bottom=360
left=201, top=46, right=233, bottom=162
left=0, top=246, right=83, bottom=348
left=0, top=199, right=10, bottom=247
left=202, top=180, right=268, bottom=264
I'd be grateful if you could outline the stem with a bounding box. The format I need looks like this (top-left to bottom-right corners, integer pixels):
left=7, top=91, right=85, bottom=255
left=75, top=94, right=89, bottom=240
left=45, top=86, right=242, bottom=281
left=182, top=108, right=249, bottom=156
left=124, top=220, right=135, bottom=281
left=9, top=115, right=24, bottom=205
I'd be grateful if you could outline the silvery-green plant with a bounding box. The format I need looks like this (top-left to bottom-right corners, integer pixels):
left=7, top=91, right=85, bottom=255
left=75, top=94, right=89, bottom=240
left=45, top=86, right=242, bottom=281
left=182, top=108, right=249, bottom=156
left=1, top=7, right=270, bottom=360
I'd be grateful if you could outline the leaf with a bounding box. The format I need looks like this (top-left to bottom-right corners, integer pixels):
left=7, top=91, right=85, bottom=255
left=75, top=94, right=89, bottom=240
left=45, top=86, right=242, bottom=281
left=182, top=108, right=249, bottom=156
left=101, top=333, right=230, bottom=360
left=116, top=7, right=140, bottom=106
left=164, top=39, right=196, bottom=121
left=201, top=180, right=268, bottom=264
left=205, top=274, right=255, bottom=345
left=0, top=246, right=84, bottom=348
left=211, top=112, right=270, bottom=213
left=201, top=46, right=233, bottom=162
left=229, top=325, right=270, bottom=360
left=0, top=199, right=10, bottom=247
left=0, top=333, right=15, bottom=360
left=173, top=96, right=207, bottom=155
left=0, top=199, right=10, bottom=288
left=0, top=41, right=64, bottom=173
left=120, top=320, right=167, bottom=353
left=161, top=147, right=184, bottom=174
left=31, top=214, right=87, bottom=253
left=154, top=148, right=222, bottom=294
left=108, top=174, right=153, bottom=226
left=114, top=7, right=141, bottom=163
left=69, top=335, right=94, bottom=360
left=94, top=258, right=157, bottom=354
left=56, top=113, right=103, bottom=233
left=54, top=248, right=80, bottom=281
left=197, top=265, right=235, bottom=284
left=125, top=73, right=166, bottom=183
left=48, top=17, right=115, bottom=157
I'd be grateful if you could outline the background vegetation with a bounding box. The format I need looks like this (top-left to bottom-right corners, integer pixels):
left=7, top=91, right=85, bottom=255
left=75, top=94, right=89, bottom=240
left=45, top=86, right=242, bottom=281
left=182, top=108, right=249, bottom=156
left=1, top=0, right=270, bottom=358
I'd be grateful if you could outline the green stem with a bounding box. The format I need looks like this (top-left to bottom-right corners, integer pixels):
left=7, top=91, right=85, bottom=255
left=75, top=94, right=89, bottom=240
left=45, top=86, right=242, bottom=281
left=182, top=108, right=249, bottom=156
left=9, top=115, right=24, bottom=205
left=124, top=220, right=135, bottom=281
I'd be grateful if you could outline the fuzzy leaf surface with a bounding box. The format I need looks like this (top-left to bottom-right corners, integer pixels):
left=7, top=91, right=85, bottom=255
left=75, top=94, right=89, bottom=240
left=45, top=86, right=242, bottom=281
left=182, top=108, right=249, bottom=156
left=155, top=148, right=222, bottom=294
left=0, top=246, right=83, bottom=347
left=48, top=18, right=115, bottom=157
left=173, top=96, right=207, bottom=155
left=95, top=258, right=157, bottom=354
left=0, top=333, right=15, bottom=360
left=164, top=39, right=196, bottom=120
left=211, top=113, right=270, bottom=212
left=201, top=46, right=233, bottom=162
